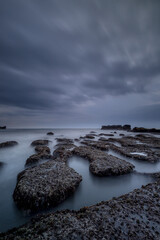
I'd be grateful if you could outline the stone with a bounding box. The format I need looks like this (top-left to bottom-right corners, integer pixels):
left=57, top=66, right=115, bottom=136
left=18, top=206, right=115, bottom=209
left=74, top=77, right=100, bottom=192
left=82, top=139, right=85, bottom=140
left=72, top=146, right=134, bottom=176
left=47, top=132, right=54, bottom=135
left=31, top=140, right=49, bottom=146
left=132, top=127, right=160, bottom=133
left=0, top=126, right=6, bottom=129
left=0, top=141, right=18, bottom=148
left=13, top=160, right=82, bottom=211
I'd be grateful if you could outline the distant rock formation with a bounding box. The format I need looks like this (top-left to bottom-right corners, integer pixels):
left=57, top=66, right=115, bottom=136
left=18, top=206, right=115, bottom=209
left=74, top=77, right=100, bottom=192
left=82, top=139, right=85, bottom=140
left=132, top=127, right=160, bottom=133
left=101, top=124, right=131, bottom=131
left=0, top=126, right=6, bottom=129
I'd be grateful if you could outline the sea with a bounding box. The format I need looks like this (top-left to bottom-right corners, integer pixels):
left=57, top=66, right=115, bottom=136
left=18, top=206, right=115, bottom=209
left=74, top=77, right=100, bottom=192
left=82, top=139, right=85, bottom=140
left=0, top=128, right=159, bottom=232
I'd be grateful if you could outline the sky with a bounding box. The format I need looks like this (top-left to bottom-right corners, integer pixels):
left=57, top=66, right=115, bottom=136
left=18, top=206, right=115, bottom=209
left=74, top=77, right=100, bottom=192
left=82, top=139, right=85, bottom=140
left=0, top=0, right=160, bottom=128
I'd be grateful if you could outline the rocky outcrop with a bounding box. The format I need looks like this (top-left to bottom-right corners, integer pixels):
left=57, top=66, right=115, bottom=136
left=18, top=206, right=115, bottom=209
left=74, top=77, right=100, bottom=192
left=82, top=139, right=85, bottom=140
left=72, top=146, right=134, bottom=176
left=31, top=140, right=49, bottom=146
left=132, top=127, right=160, bottom=133
left=13, top=160, right=82, bottom=211
left=0, top=141, right=18, bottom=148
left=47, top=132, right=54, bottom=135
left=2, top=180, right=160, bottom=240
left=101, top=124, right=131, bottom=131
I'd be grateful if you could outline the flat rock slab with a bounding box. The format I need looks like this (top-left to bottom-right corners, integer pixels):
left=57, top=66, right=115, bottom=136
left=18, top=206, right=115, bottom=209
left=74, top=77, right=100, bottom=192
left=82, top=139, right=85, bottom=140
left=0, top=141, right=18, bottom=148
left=2, top=180, right=160, bottom=239
left=31, top=140, right=49, bottom=146
left=13, top=160, right=82, bottom=211
left=73, top=146, right=134, bottom=176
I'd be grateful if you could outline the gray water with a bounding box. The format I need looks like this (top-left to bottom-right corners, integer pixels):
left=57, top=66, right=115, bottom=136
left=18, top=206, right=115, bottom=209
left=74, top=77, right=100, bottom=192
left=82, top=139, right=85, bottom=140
left=0, top=129, right=158, bottom=232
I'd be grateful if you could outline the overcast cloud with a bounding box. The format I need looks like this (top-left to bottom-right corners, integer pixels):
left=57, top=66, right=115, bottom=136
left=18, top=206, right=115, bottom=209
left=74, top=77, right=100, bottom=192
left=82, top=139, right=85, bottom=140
left=0, top=0, right=160, bottom=128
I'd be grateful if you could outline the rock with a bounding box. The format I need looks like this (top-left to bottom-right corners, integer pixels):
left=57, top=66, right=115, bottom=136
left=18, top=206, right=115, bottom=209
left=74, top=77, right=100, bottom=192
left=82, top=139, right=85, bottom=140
left=25, top=153, right=52, bottom=166
left=56, top=138, right=73, bottom=145
left=3, top=180, right=160, bottom=239
left=132, top=127, right=160, bottom=133
left=109, top=135, right=160, bottom=162
left=0, top=141, right=18, bottom=148
left=35, top=146, right=50, bottom=154
left=31, top=140, right=49, bottom=146
left=25, top=146, right=51, bottom=166
left=13, top=160, right=82, bottom=211
left=53, top=145, right=74, bottom=162
left=0, top=126, right=6, bottom=129
left=119, top=133, right=124, bottom=136
left=47, top=132, right=54, bottom=135
left=84, top=134, right=95, bottom=139
left=81, top=140, right=109, bottom=151
left=99, top=133, right=114, bottom=137
left=101, top=124, right=131, bottom=131
left=72, top=146, right=134, bottom=176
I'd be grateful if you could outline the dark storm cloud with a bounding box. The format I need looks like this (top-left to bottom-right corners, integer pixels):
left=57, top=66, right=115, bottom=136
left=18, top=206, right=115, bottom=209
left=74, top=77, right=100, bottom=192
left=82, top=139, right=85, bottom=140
left=0, top=0, right=160, bottom=126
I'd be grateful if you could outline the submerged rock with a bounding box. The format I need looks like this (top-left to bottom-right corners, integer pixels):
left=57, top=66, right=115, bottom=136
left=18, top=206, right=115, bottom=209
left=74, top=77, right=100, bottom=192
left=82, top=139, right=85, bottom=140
left=47, top=132, right=54, bottom=135
left=2, top=180, right=160, bottom=239
left=0, top=126, right=6, bottom=129
left=13, top=160, right=82, bottom=211
left=73, top=146, right=134, bottom=176
left=31, top=140, right=49, bottom=146
left=0, top=141, right=18, bottom=148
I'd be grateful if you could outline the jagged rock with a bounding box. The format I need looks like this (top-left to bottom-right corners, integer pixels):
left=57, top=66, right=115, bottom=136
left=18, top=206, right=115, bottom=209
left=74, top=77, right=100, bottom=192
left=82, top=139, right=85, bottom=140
left=31, top=140, right=49, bottom=146
left=47, top=132, right=54, bottom=135
left=72, top=146, right=134, bottom=176
left=13, top=160, right=82, bottom=211
left=0, top=141, right=18, bottom=148
left=2, top=180, right=160, bottom=239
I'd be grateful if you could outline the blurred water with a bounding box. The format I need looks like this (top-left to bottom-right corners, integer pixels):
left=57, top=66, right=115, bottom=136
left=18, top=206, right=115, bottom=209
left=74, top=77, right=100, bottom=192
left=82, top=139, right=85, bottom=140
left=0, top=128, right=157, bottom=232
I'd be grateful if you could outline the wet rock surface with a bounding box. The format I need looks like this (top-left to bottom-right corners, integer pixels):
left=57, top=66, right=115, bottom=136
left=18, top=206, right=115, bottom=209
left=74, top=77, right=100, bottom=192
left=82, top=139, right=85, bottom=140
left=2, top=180, right=160, bottom=240
left=0, top=141, right=18, bottom=148
left=31, top=140, right=49, bottom=146
left=13, top=160, right=82, bottom=211
left=25, top=146, right=51, bottom=166
left=73, top=146, right=134, bottom=176
left=108, top=135, right=160, bottom=162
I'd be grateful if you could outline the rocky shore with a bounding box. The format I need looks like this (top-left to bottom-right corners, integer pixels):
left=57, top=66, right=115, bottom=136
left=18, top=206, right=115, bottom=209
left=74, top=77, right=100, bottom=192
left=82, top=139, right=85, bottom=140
left=1, top=178, right=160, bottom=239
left=1, top=128, right=160, bottom=239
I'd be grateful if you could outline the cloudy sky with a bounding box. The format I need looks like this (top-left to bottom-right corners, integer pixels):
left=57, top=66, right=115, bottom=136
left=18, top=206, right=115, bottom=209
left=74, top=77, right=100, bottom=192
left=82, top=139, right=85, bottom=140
left=0, top=0, right=160, bottom=128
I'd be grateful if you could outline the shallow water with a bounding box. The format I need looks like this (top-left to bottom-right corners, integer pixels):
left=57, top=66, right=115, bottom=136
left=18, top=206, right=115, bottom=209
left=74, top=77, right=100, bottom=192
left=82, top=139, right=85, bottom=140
left=0, top=128, right=158, bottom=232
